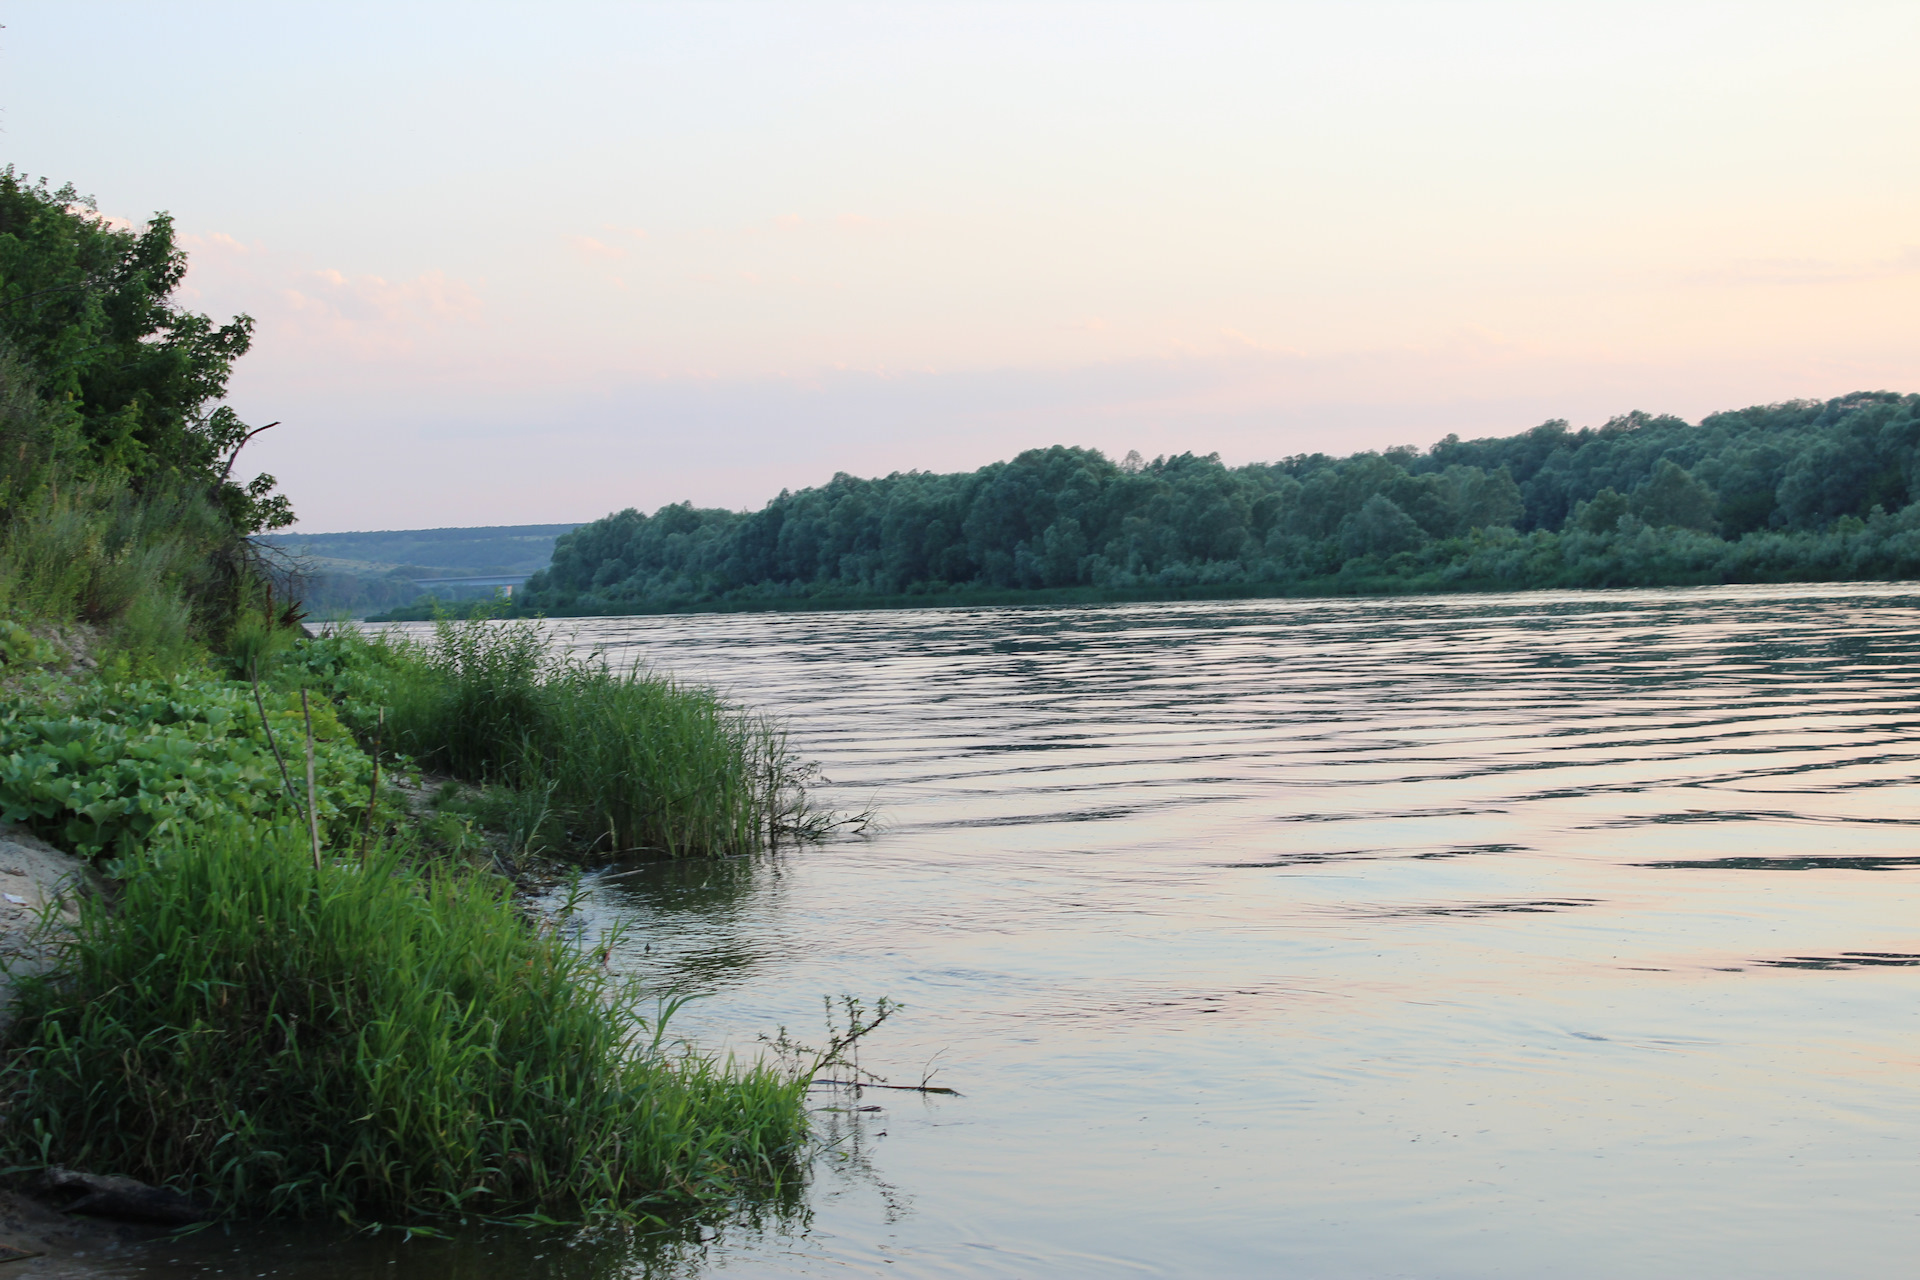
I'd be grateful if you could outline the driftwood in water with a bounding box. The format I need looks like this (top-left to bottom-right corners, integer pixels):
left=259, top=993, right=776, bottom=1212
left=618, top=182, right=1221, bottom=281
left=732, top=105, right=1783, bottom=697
left=40, top=1166, right=208, bottom=1225
left=810, top=1077, right=962, bottom=1095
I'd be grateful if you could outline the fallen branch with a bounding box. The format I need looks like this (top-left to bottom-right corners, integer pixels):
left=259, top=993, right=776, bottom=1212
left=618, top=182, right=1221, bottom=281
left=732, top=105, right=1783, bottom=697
left=809, top=1078, right=961, bottom=1096
left=250, top=672, right=303, bottom=817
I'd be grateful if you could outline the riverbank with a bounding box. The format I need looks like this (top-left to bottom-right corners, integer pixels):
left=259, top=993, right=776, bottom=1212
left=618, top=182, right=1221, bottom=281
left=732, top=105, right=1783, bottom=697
left=0, top=615, right=826, bottom=1234
left=370, top=559, right=1918, bottom=623
left=369, top=573, right=1498, bottom=621
left=0, top=171, right=830, bottom=1247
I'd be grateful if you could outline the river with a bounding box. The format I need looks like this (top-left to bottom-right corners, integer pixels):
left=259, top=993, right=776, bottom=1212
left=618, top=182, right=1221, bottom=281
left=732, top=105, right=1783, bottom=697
left=83, top=584, right=1920, bottom=1277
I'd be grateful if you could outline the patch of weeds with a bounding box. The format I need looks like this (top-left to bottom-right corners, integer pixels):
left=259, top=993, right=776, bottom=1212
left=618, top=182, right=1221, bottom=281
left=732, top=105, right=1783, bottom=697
left=0, top=820, right=811, bottom=1224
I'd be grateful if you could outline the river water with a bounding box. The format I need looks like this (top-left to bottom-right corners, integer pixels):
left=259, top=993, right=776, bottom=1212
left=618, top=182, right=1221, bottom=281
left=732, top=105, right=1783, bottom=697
left=552, top=583, right=1920, bottom=1277
left=74, top=585, right=1920, bottom=1278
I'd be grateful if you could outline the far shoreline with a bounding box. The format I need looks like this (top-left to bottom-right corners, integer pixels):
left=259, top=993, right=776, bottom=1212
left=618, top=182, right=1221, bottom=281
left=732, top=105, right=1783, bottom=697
left=360, top=572, right=1920, bottom=624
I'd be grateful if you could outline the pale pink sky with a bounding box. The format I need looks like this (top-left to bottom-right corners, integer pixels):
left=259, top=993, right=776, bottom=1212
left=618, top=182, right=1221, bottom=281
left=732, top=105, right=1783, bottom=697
left=6, top=1, right=1918, bottom=530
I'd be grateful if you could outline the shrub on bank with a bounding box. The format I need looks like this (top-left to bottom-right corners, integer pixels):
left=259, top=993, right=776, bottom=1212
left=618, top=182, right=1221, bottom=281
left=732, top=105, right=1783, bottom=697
left=0, top=821, right=808, bottom=1223
left=302, top=617, right=821, bottom=858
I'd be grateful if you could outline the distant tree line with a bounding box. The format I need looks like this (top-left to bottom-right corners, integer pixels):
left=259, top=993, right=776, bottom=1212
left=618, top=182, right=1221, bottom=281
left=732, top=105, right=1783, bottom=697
left=521, top=392, right=1920, bottom=613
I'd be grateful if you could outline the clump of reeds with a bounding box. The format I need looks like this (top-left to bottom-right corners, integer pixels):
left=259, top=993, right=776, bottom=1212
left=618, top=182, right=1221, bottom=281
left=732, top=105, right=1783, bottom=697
left=540, top=663, right=818, bottom=857
left=0, top=821, right=809, bottom=1223
left=318, top=617, right=830, bottom=859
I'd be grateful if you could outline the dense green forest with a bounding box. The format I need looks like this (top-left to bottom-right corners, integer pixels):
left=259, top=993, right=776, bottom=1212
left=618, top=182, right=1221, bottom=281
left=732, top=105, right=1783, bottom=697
left=523, top=393, right=1920, bottom=613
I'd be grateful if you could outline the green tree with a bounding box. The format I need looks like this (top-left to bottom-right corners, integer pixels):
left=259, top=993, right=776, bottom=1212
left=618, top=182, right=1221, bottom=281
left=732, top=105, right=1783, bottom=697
left=1340, top=493, right=1427, bottom=559
left=517, top=391, right=1920, bottom=614
left=1572, top=487, right=1630, bottom=534
left=1631, top=460, right=1718, bottom=533
left=0, top=169, right=290, bottom=532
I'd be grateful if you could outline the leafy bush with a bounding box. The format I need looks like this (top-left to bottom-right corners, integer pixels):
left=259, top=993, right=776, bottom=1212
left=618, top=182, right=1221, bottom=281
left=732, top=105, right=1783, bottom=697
left=0, top=676, right=374, bottom=858
left=0, top=172, right=295, bottom=668
left=0, top=619, right=60, bottom=669
left=0, top=168, right=290, bottom=532
left=0, top=822, right=808, bottom=1222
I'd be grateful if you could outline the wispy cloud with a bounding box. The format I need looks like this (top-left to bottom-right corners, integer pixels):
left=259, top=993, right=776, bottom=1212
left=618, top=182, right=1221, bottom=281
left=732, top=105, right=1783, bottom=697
left=179, top=233, right=484, bottom=359
left=565, top=234, right=628, bottom=261
left=289, top=268, right=481, bottom=325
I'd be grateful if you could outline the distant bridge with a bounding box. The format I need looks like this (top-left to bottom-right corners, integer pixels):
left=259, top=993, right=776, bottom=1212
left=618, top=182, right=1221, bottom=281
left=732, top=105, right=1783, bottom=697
left=410, top=573, right=532, bottom=596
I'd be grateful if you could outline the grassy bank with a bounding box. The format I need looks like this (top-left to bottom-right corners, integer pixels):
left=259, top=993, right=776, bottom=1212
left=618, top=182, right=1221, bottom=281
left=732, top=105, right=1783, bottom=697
left=305, top=615, right=826, bottom=858
left=3, top=822, right=806, bottom=1223
left=0, top=167, right=849, bottom=1230
left=0, top=615, right=831, bottom=1224
left=0, top=574, right=828, bottom=1230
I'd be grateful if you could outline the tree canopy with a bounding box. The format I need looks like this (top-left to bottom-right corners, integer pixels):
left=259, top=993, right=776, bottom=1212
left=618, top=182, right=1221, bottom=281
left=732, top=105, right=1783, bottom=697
left=0, top=167, right=290, bottom=533
left=523, top=391, right=1920, bottom=613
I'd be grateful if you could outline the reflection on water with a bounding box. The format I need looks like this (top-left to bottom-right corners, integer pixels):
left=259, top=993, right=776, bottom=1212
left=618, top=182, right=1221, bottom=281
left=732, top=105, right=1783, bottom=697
left=118, top=585, right=1920, bottom=1278
left=557, top=585, right=1920, bottom=1279
left=1642, top=855, right=1920, bottom=869
left=1757, top=951, right=1920, bottom=970
left=31, top=1210, right=802, bottom=1280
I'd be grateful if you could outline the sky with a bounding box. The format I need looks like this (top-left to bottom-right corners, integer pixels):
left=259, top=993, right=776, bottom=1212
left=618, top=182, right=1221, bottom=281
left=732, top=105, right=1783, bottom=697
left=5, top=1, right=1919, bottom=532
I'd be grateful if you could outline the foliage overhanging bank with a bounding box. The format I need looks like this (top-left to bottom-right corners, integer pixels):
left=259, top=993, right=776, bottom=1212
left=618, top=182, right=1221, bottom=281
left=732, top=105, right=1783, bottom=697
left=0, top=172, right=826, bottom=1226
left=0, top=168, right=300, bottom=676
left=524, top=393, right=1920, bottom=613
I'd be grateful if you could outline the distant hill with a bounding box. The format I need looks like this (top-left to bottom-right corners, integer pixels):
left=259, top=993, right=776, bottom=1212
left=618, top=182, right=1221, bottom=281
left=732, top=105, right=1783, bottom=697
left=264, top=524, right=582, bottom=575
left=263, top=523, right=583, bottom=616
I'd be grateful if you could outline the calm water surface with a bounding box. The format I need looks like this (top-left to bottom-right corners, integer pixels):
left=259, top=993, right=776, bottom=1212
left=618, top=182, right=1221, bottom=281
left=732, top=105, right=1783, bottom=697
left=77, top=585, right=1920, bottom=1278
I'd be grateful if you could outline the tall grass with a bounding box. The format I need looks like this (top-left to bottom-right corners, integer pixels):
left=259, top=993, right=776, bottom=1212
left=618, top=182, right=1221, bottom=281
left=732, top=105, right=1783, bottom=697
left=314, top=617, right=821, bottom=858
left=0, top=473, right=239, bottom=672
left=0, top=821, right=808, bottom=1223
left=543, top=664, right=812, bottom=857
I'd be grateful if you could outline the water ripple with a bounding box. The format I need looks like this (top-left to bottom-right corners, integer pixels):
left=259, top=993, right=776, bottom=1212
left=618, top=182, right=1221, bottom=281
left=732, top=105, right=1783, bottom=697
left=392, top=583, right=1920, bottom=1279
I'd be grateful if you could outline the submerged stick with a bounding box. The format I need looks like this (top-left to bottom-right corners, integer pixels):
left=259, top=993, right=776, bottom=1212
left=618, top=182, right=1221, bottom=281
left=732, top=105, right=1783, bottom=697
left=301, top=689, right=321, bottom=870
left=807, top=1078, right=962, bottom=1096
